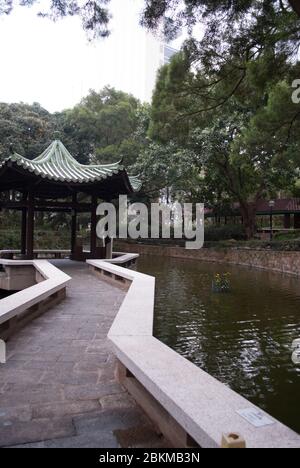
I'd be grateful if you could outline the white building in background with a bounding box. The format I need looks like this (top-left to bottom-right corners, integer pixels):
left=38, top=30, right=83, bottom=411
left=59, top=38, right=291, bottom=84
left=142, top=32, right=179, bottom=103
left=164, top=44, right=179, bottom=64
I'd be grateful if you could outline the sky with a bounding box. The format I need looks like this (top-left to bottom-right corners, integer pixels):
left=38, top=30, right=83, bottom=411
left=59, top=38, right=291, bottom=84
left=0, top=0, right=176, bottom=112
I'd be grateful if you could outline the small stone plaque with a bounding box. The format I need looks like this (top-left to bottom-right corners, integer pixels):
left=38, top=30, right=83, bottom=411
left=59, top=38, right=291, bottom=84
left=237, top=408, right=276, bottom=428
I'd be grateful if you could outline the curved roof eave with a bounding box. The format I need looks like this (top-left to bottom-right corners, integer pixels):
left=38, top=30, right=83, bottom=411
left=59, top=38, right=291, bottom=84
left=0, top=140, right=142, bottom=193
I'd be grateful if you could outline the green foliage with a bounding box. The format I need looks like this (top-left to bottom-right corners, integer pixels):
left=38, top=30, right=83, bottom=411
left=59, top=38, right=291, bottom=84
left=142, top=32, right=300, bottom=238
left=117, top=237, right=300, bottom=251
left=0, top=86, right=147, bottom=168
left=142, top=1, right=300, bottom=48
left=0, top=230, right=20, bottom=250
left=63, top=87, right=146, bottom=166
left=133, top=141, right=194, bottom=198
left=273, top=230, right=300, bottom=240
left=1, top=0, right=300, bottom=245
left=0, top=86, right=147, bottom=238
left=0, top=102, right=57, bottom=160
left=0, top=101, right=91, bottom=164
left=2, top=0, right=300, bottom=44
left=205, top=224, right=247, bottom=242
left=241, top=239, right=300, bottom=251
left=0, top=229, right=70, bottom=250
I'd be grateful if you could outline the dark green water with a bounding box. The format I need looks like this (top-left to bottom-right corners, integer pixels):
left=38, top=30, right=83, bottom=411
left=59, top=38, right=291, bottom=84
left=0, top=290, right=14, bottom=299
left=137, top=256, right=300, bottom=434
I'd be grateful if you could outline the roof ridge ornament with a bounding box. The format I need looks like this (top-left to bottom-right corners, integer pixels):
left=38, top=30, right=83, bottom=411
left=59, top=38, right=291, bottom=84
left=53, top=131, right=61, bottom=141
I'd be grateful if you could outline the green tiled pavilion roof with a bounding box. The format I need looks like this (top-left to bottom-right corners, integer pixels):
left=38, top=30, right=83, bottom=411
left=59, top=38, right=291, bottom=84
left=0, top=140, right=142, bottom=191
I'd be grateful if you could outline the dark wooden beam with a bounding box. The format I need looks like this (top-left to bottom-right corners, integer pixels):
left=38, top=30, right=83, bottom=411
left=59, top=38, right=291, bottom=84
left=35, top=200, right=92, bottom=210
left=34, top=207, right=72, bottom=213
left=0, top=201, right=93, bottom=212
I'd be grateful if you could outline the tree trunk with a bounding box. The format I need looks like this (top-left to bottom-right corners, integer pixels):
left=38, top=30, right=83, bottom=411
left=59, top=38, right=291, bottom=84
left=289, top=0, right=300, bottom=17
left=239, top=202, right=257, bottom=239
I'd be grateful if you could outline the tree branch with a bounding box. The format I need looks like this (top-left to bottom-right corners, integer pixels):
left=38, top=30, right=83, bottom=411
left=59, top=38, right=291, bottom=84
left=286, top=109, right=300, bottom=142
left=177, top=71, right=246, bottom=120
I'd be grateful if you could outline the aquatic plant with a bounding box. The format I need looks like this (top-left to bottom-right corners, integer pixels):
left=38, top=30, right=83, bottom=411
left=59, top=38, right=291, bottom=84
left=212, top=272, right=231, bottom=293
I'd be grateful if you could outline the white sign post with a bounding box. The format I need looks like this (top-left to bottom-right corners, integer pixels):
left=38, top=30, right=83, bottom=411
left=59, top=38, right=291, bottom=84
left=0, top=339, right=6, bottom=364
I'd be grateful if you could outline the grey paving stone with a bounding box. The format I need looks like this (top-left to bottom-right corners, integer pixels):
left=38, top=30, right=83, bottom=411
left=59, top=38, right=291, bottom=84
left=0, top=405, right=32, bottom=424
left=64, top=382, right=123, bottom=401
left=8, top=352, right=61, bottom=362
left=32, top=400, right=101, bottom=419
left=100, top=393, right=136, bottom=410
left=23, top=361, right=74, bottom=371
left=0, top=385, right=64, bottom=406
left=73, top=408, right=149, bottom=434
left=11, top=432, right=119, bottom=448
left=0, top=418, right=75, bottom=447
left=0, top=261, right=169, bottom=449
left=0, top=370, right=44, bottom=385
left=77, top=354, right=109, bottom=365
left=114, top=425, right=172, bottom=448
left=98, top=366, right=116, bottom=383
left=9, top=441, right=47, bottom=448
left=40, top=370, right=99, bottom=386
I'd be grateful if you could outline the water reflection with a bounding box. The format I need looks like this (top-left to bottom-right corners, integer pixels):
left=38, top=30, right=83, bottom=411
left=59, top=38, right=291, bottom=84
left=0, top=290, right=13, bottom=300
left=137, top=256, right=300, bottom=434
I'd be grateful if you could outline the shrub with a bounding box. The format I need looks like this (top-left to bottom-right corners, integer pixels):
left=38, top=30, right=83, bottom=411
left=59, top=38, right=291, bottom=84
left=0, top=230, right=20, bottom=250
left=0, top=230, right=70, bottom=251
left=204, top=224, right=247, bottom=241
left=273, top=230, right=300, bottom=241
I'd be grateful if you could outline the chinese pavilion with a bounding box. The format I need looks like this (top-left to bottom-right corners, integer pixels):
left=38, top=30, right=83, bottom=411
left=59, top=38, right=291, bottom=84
left=0, top=140, right=141, bottom=260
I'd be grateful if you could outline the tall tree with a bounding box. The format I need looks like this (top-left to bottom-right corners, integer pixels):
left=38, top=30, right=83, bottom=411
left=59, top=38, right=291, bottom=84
left=1, top=1, right=300, bottom=43
left=0, top=87, right=148, bottom=167
left=143, top=1, right=300, bottom=118
left=64, top=87, right=144, bottom=165
left=0, top=102, right=57, bottom=159
left=137, top=0, right=300, bottom=238
left=144, top=51, right=300, bottom=238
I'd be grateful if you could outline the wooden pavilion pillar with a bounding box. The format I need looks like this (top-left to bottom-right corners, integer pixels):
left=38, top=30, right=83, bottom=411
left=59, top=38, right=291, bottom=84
left=71, top=193, right=77, bottom=255
left=21, top=193, right=28, bottom=256
left=104, top=197, right=112, bottom=259
left=90, top=195, right=97, bottom=257
left=294, top=213, right=300, bottom=229
left=284, top=213, right=291, bottom=229
left=26, top=191, right=34, bottom=259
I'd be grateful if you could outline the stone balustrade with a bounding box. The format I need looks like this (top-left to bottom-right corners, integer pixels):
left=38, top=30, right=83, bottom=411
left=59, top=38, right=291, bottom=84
left=0, top=260, right=70, bottom=340
left=88, top=255, right=300, bottom=449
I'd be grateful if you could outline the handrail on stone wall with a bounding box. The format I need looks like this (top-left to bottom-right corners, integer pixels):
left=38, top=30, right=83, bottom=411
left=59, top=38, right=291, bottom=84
left=0, top=259, right=70, bottom=339
left=88, top=253, right=300, bottom=449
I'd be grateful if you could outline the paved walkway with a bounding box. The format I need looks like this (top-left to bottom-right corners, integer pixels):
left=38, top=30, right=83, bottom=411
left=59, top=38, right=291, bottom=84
left=0, top=261, right=168, bottom=448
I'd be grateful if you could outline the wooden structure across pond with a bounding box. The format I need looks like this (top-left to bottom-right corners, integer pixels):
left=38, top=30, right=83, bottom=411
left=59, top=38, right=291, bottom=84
left=0, top=140, right=141, bottom=260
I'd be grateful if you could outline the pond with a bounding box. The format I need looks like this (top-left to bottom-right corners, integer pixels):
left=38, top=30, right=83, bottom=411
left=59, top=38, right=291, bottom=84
left=137, top=255, right=300, bottom=434
left=0, top=290, right=15, bottom=300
